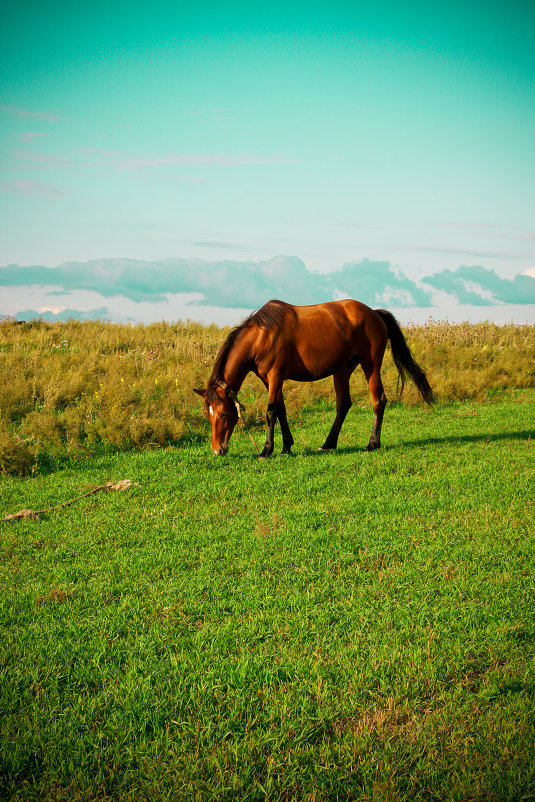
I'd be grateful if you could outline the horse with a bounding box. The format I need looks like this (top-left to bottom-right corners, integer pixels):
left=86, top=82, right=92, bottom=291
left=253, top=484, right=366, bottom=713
left=194, top=299, right=433, bottom=457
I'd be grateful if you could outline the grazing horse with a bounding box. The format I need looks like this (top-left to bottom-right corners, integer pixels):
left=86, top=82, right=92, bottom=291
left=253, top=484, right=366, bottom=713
left=194, top=299, right=433, bottom=457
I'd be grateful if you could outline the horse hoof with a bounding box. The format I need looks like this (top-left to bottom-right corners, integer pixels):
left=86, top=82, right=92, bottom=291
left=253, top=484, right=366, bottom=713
left=318, top=446, right=334, bottom=452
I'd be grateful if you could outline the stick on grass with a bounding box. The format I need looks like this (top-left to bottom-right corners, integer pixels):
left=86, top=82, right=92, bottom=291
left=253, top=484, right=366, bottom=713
left=1, top=479, right=134, bottom=522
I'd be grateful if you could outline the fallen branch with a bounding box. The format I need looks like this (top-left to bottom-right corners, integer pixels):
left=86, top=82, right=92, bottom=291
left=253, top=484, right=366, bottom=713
left=1, top=480, right=134, bottom=522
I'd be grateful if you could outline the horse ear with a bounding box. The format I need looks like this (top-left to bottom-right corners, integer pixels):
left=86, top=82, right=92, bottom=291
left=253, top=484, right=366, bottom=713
left=193, top=388, right=206, bottom=398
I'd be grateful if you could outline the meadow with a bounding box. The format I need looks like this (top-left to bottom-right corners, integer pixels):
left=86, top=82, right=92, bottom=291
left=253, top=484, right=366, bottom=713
left=1, top=318, right=534, bottom=800
left=0, top=316, right=534, bottom=475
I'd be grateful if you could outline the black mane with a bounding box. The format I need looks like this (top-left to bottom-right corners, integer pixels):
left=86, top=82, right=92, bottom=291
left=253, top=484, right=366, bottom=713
left=208, top=299, right=292, bottom=386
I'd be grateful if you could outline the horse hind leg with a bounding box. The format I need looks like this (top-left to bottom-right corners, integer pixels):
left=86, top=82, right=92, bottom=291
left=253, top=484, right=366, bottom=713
left=260, top=403, right=278, bottom=458
left=277, top=397, right=294, bottom=455
left=363, top=363, right=387, bottom=451
left=319, top=370, right=353, bottom=452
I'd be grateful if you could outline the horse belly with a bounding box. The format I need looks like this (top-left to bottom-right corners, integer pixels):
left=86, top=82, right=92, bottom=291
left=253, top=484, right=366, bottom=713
left=286, top=340, right=354, bottom=381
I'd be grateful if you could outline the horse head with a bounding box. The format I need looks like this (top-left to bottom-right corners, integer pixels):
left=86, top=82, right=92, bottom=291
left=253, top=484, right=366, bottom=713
left=194, top=383, right=243, bottom=455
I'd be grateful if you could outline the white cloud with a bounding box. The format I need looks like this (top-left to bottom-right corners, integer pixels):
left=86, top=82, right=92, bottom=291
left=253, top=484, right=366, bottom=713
left=0, top=105, right=60, bottom=122
left=458, top=280, right=497, bottom=303
left=439, top=222, right=535, bottom=242
left=74, top=148, right=297, bottom=170
left=109, top=153, right=297, bottom=170
left=2, top=258, right=534, bottom=325
left=13, top=150, right=76, bottom=170
left=11, top=132, right=50, bottom=143
left=0, top=180, right=67, bottom=197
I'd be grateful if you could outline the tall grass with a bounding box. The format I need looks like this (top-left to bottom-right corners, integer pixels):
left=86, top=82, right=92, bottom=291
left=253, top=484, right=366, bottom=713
left=0, top=317, right=533, bottom=475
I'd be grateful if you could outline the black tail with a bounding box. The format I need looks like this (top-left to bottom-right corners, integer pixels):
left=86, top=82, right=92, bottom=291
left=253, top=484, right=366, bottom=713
left=375, top=309, right=434, bottom=404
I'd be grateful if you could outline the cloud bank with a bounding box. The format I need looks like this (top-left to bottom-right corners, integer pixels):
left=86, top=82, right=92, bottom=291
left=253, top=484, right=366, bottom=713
left=1, top=257, right=433, bottom=309
left=422, top=265, right=535, bottom=305
left=1, top=257, right=534, bottom=324
left=12, top=307, right=113, bottom=323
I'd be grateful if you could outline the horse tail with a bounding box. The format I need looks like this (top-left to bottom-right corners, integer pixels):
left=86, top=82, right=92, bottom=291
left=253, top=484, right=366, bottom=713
left=375, top=309, right=434, bottom=404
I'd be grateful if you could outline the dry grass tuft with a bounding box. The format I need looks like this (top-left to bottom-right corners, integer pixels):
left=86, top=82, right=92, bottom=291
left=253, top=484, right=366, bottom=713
left=34, top=589, right=74, bottom=605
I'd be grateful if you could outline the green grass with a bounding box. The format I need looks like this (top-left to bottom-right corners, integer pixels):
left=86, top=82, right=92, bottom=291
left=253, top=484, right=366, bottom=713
left=1, top=393, right=534, bottom=800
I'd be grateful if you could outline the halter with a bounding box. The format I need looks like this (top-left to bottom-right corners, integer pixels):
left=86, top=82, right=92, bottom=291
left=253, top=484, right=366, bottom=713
left=217, top=380, right=245, bottom=415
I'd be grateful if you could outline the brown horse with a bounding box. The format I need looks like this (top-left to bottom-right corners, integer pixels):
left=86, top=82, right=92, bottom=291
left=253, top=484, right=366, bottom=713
left=194, top=299, right=433, bottom=456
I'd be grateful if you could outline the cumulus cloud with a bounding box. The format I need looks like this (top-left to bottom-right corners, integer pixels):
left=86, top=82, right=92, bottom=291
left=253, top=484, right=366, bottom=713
left=329, top=260, right=433, bottom=307
left=423, top=265, right=535, bottom=305
left=0, top=257, right=328, bottom=307
left=14, top=307, right=113, bottom=322
left=2, top=258, right=534, bottom=315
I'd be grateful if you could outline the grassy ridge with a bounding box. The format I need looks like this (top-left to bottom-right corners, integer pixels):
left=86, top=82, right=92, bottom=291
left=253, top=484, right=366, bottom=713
left=1, top=394, right=534, bottom=800
left=1, top=317, right=534, bottom=475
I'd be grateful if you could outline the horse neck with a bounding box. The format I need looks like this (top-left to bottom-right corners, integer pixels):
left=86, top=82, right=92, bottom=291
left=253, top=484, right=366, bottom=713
left=221, top=330, right=253, bottom=392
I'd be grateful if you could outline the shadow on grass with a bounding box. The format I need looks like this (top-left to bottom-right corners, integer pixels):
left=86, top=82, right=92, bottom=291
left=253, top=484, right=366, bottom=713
left=331, top=429, right=534, bottom=455
left=402, top=429, right=534, bottom=448
left=201, top=428, right=535, bottom=462
left=11, top=430, right=533, bottom=477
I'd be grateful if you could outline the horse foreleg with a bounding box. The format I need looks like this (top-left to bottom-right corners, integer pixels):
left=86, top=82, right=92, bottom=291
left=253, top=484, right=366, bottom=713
left=259, top=378, right=283, bottom=458
left=363, top=363, right=387, bottom=451
left=319, top=370, right=353, bottom=451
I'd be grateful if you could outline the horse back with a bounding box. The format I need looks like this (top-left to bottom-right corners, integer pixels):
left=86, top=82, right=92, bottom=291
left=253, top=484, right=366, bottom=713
left=252, top=299, right=387, bottom=381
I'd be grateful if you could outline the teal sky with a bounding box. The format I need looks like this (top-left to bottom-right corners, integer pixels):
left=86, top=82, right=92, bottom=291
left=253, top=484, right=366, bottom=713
left=0, top=1, right=534, bottom=322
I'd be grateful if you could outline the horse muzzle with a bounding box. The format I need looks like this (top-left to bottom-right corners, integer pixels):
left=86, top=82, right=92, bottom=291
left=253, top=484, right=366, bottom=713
left=213, top=443, right=229, bottom=456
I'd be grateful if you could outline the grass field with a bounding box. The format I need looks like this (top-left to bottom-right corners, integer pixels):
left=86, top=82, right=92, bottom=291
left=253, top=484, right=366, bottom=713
left=1, top=391, right=534, bottom=800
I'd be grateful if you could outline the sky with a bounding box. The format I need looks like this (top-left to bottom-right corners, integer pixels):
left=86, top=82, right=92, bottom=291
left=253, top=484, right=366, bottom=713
left=1, top=0, right=534, bottom=325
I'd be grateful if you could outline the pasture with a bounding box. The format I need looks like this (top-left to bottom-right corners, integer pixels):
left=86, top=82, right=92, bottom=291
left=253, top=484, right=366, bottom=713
left=1, top=317, right=534, bottom=475
left=1, top=389, right=534, bottom=800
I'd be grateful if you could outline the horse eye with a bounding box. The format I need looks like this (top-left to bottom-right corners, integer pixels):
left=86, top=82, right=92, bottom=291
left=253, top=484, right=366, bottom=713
left=220, top=413, right=227, bottom=421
